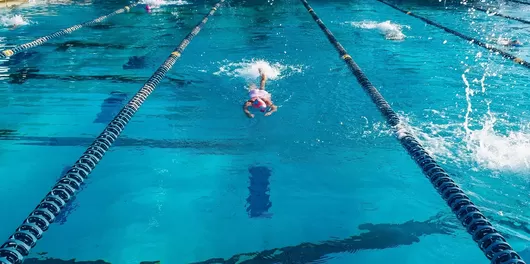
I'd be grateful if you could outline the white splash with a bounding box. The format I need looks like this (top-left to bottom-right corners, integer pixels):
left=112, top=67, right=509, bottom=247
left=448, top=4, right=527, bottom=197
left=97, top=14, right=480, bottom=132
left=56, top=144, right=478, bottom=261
left=462, top=70, right=473, bottom=137
left=140, top=0, right=189, bottom=7
left=350, top=20, right=410, bottom=40
left=0, top=14, right=29, bottom=28
left=214, top=59, right=302, bottom=80
left=399, top=103, right=530, bottom=173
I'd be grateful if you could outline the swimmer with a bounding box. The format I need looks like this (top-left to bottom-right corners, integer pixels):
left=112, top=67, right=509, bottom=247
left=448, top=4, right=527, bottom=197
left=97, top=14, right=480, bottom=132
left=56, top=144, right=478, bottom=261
left=385, top=31, right=405, bottom=41
left=508, top=39, right=523, bottom=47
left=145, top=4, right=151, bottom=13
left=243, top=68, right=278, bottom=118
left=498, top=38, right=523, bottom=47
left=9, top=21, right=20, bottom=30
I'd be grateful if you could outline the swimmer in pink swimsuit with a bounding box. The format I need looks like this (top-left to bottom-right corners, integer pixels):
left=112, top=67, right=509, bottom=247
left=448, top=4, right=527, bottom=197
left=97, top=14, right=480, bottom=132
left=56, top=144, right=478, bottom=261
left=243, top=68, right=278, bottom=118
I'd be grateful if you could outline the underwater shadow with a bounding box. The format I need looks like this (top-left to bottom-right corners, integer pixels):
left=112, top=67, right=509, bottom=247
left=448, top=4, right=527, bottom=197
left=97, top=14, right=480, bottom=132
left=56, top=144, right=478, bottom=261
left=191, top=214, right=454, bottom=263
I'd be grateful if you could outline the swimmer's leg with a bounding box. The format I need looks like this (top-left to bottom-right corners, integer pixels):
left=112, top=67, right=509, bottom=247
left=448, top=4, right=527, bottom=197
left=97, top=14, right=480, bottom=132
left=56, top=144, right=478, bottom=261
left=258, top=68, right=267, bottom=90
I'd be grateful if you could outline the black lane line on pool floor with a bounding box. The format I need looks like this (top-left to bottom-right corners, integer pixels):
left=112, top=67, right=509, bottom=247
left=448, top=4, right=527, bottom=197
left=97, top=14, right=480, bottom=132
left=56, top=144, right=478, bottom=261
left=473, top=6, right=530, bottom=25
left=246, top=166, right=273, bottom=218
left=0, top=1, right=225, bottom=264
left=6, top=68, right=196, bottom=85
left=376, top=0, right=530, bottom=69
left=0, top=135, right=252, bottom=153
left=299, top=0, right=524, bottom=263
left=0, top=2, right=139, bottom=59
left=192, top=216, right=454, bottom=263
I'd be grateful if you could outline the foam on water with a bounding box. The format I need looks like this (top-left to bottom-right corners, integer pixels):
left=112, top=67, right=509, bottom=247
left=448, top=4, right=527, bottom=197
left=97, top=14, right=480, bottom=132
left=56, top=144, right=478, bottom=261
left=361, top=51, right=530, bottom=173
left=214, top=59, right=302, bottom=81
left=393, top=74, right=530, bottom=173
left=0, top=14, right=29, bottom=28
left=140, top=0, right=189, bottom=7
left=350, top=20, right=410, bottom=40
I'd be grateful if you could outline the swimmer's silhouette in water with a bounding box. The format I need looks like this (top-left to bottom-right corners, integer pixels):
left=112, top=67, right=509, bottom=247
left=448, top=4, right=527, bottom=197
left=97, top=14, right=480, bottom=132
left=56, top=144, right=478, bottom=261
left=243, top=68, right=278, bottom=118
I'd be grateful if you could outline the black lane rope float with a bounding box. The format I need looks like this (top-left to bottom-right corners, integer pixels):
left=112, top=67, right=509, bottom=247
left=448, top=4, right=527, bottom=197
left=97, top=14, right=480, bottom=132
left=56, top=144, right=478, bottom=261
left=0, top=3, right=139, bottom=59
left=473, top=6, right=530, bottom=25
left=299, top=0, right=524, bottom=263
left=0, top=1, right=224, bottom=263
left=506, top=0, right=530, bottom=5
left=376, top=0, right=530, bottom=69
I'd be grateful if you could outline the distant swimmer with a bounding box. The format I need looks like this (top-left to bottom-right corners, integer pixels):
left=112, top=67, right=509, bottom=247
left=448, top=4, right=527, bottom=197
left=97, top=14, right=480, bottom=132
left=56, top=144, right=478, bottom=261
left=385, top=31, right=405, bottom=41
left=350, top=21, right=408, bottom=41
left=243, top=68, right=278, bottom=118
left=145, top=4, right=151, bottom=13
left=508, top=39, right=523, bottom=47
left=498, top=38, right=523, bottom=47
left=9, top=20, right=20, bottom=30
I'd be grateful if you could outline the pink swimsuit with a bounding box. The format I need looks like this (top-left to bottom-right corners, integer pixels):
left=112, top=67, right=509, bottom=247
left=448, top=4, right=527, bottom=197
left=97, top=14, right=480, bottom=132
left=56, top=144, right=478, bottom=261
left=249, top=89, right=271, bottom=112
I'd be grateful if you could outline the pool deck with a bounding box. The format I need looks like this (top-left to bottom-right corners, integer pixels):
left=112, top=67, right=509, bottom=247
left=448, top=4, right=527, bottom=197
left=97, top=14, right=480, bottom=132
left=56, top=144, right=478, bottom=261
left=0, top=0, right=29, bottom=9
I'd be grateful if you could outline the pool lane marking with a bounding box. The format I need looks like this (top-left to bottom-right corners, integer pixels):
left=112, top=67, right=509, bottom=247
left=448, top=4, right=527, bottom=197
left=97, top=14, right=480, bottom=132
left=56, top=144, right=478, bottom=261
left=377, top=0, right=530, bottom=69
left=299, top=0, right=525, bottom=263
left=0, top=1, right=225, bottom=263
left=473, top=6, right=530, bottom=25
left=0, top=2, right=139, bottom=59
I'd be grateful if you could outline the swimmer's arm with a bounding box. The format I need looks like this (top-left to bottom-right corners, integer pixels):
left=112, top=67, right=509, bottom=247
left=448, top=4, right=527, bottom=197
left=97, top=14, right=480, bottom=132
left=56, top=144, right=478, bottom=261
left=243, top=101, right=254, bottom=118
left=265, top=104, right=277, bottom=116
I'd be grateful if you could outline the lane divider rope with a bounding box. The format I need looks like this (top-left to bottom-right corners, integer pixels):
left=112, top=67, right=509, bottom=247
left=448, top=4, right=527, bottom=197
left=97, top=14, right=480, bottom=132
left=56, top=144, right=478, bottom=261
left=376, top=0, right=530, bottom=69
left=473, top=6, right=530, bottom=25
left=0, top=1, right=224, bottom=263
left=299, top=0, right=525, bottom=263
left=0, top=2, right=139, bottom=59
left=506, top=0, right=530, bottom=5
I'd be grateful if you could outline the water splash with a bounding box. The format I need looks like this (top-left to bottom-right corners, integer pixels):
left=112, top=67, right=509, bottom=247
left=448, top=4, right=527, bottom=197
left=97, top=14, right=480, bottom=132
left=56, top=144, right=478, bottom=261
left=349, top=20, right=410, bottom=40
left=140, top=0, right=189, bottom=7
left=214, top=59, right=302, bottom=80
left=462, top=70, right=474, bottom=138
left=0, top=14, right=29, bottom=28
left=398, top=100, right=530, bottom=173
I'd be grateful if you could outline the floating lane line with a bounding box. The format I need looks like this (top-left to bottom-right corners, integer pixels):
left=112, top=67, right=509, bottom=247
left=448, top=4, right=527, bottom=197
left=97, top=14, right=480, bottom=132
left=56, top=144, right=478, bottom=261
left=377, top=0, right=530, bottom=69
left=299, top=0, right=525, bottom=263
left=0, top=2, right=139, bottom=59
left=0, top=1, right=224, bottom=263
left=506, top=0, right=530, bottom=5
left=473, top=6, right=530, bottom=25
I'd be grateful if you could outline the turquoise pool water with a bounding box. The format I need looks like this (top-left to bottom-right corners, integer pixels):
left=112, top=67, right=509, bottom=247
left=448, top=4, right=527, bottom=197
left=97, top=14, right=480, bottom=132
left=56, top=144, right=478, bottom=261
left=1, top=0, right=530, bottom=263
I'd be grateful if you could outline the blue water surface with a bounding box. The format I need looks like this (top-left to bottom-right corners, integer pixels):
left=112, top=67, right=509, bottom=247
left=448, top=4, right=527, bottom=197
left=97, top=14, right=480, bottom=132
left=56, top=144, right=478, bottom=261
left=1, top=0, right=530, bottom=263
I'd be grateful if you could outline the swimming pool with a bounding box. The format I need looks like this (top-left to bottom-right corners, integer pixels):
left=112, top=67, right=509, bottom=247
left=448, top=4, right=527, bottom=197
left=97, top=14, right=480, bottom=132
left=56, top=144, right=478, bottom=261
left=1, top=0, right=530, bottom=263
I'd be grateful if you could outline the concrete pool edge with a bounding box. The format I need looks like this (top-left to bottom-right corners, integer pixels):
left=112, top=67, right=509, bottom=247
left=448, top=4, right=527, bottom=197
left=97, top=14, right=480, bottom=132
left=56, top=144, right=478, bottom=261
left=0, top=0, right=29, bottom=9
